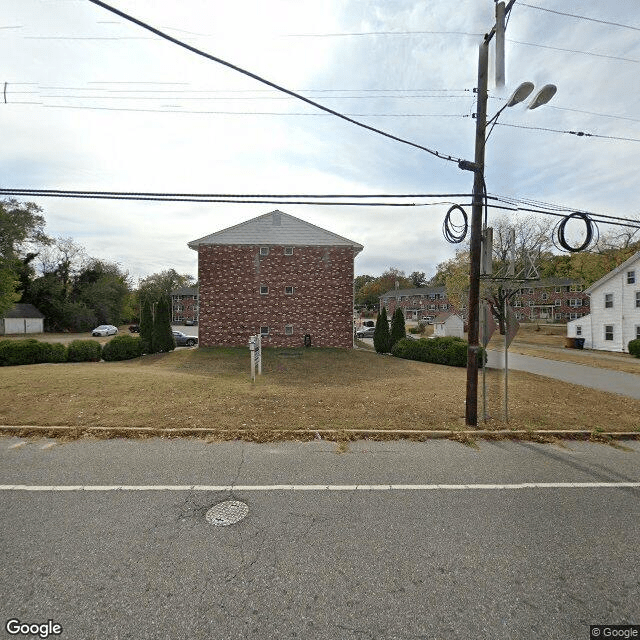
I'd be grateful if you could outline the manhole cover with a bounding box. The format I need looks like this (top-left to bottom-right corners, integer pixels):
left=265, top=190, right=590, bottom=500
left=205, top=500, right=249, bottom=526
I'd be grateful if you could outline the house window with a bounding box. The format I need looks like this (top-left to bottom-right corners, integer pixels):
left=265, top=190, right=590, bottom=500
left=260, top=326, right=270, bottom=336
left=604, top=293, right=613, bottom=308
left=576, top=325, right=582, bottom=336
left=285, top=325, right=294, bottom=335
left=284, top=247, right=294, bottom=256
left=627, top=270, right=635, bottom=284
left=636, top=325, right=640, bottom=340
left=260, top=285, right=268, bottom=295
left=569, top=299, right=581, bottom=307
left=554, top=299, right=561, bottom=306
left=528, top=301, right=534, bottom=307
left=285, top=286, right=294, bottom=295
left=514, top=300, right=521, bottom=307
left=604, top=325, right=614, bottom=341
left=541, top=293, right=548, bottom=301
left=636, top=291, right=640, bottom=308
left=554, top=313, right=562, bottom=321
left=260, top=247, right=269, bottom=256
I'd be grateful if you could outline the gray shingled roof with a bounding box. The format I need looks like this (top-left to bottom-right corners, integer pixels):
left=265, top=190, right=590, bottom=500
left=188, top=210, right=363, bottom=253
left=3, top=303, right=45, bottom=319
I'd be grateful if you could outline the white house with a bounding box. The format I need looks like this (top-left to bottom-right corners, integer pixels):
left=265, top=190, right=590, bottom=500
left=566, top=250, right=640, bottom=352
left=0, top=303, right=45, bottom=335
left=432, top=312, right=464, bottom=338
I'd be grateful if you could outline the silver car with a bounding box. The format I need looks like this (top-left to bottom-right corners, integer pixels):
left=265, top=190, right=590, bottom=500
left=172, top=331, right=198, bottom=347
left=92, top=325, right=118, bottom=337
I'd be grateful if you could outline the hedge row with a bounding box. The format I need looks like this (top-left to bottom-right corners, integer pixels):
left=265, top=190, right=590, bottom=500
left=0, top=336, right=143, bottom=366
left=391, top=336, right=485, bottom=368
left=629, top=339, right=640, bottom=358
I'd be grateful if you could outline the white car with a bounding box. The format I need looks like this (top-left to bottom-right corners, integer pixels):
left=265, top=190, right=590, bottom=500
left=92, top=325, right=118, bottom=337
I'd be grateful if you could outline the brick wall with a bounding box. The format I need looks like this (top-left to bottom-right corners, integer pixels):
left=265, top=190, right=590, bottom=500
left=198, top=244, right=356, bottom=348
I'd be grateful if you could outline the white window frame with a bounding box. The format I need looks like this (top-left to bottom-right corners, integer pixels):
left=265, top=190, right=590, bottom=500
left=604, top=324, right=614, bottom=341
left=260, top=285, right=269, bottom=295
left=576, top=325, right=582, bottom=336
left=259, top=247, right=269, bottom=256
left=627, top=270, right=635, bottom=284
left=284, top=247, right=294, bottom=256
left=636, top=291, right=640, bottom=308
left=604, top=293, right=613, bottom=309
left=260, top=326, right=270, bottom=336
left=285, top=325, right=294, bottom=335
left=636, top=325, right=640, bottom=340
left=554, top=299, right=561, bottom=306
left=285, top=286, right=294, bottom=295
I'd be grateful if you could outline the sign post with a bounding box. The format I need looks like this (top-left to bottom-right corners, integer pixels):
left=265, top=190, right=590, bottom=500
left=249, top=335, right=262, bottom=381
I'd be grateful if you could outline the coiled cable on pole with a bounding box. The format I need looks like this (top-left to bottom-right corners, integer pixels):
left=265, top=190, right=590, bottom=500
left=442, top=204, right=468, bottom=243
left=553, top=211, right=598, bottom=252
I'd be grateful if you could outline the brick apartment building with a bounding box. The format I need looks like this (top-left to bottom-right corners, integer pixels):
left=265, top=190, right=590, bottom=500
left=379, top=277, right=589, bottom=323
left=188, top=210, right=363, bottom=348
left=171, top=286, right=199, bottom=324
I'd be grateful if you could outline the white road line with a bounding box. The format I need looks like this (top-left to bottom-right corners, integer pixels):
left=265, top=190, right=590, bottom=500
left=7, top=442, right=27, bottom=450
left=0, top=482, right=638, bottom=491
left=40, top=443, right=56, bottom=450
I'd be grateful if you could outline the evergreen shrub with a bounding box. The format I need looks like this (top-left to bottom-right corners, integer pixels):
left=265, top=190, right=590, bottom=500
left=373, top=306, right=391, bottom=354
left=67, top=340, right=102, bottom=362
left=102, top=335, right=143, bottom=361
left=390, top=307, right=406, bottom=350
left=392, top=336, right=485, bottom=368
left=628, top=339, right=640, bottom=358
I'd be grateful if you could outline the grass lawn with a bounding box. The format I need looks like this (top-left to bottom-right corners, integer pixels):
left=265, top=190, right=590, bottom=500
left=1, top=346, right=638, bottom=439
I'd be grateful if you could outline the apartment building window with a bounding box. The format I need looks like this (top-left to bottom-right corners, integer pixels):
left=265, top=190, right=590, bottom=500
left=260, top=285, right=269, bottom=295
left=285, top=286, right=294, bottom=295
left=569, top=299, right=581, bottom=307
left=554, top=299, right=561, bottom=306
left=284, top=247, right=294, bottom=256
left=555, top=287, right=561, bottom=293
left=569, top=312, right=579, bottom=320
left=576, top=325, right=582, bottom=336
left=514, top=300, right=521, bottom=307
left=260, top=326, right=270, bottom=336
left=627, top=270, right=636, bottom=284
left=541, top=293, right=548, bottom=301
left=285, top=325, right=294, bottom=335
left=260, top=247, right=269, bottom=256
left=570, top=284, right=583, bottom=292
left=604, top=293, right=613, bottom=308
left=528, top=301, right=534, bottom=307
left=604, top=325, right=614, bottom=341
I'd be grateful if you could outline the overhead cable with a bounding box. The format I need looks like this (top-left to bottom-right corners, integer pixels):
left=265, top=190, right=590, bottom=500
left=85, top=0, right=464, bottom=165
left=518, top=3, right=640, bottom=32
left=494, top=122, right=640, bottom=143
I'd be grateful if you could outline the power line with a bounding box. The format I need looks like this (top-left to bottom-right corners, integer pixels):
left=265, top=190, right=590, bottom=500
left=495, top=122, right=640, bottom=143
left=85, top=0, right=464, bottom=165
left=518, top=3, right=640, bottom=32
left=506, top=38, right=639, bottom=64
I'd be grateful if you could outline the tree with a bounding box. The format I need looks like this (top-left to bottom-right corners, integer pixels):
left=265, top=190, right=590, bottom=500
left=139, top=269, right=195, bottom=301
left=356, top=268, right=413, bottom=309
left=152, top=295, right=175, bottom=353
left=0, top=268, right=20, bottom=317
left=0, top=199, right=49, bottom=265
left=409, top=271, right=427, bottom=287
left=74, top=259, right=131, bottom=325
left=373, top=306, right=391, bottom=354
left=139, top=297, right=154, bottom=354
left=390, top=307, right=406, bottom=349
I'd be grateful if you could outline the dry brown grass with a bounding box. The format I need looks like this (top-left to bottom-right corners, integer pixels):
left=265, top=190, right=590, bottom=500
left=1, top=346, right=638, bottom=435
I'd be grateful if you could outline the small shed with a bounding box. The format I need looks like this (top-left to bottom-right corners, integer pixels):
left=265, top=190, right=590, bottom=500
left=433, top=312, right=464, bottom=338
left=1, top=303, right=45, bottom=335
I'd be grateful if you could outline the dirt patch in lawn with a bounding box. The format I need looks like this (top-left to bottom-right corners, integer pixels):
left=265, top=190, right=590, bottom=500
left=1, top=347, right=638, bottom=439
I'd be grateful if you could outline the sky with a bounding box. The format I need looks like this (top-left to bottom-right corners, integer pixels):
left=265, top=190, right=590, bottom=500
left=2, top=0, right=640, bottom=284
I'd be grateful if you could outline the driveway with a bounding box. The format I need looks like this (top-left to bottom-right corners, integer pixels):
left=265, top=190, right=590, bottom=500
left=487, top=349, right=640, bottom=399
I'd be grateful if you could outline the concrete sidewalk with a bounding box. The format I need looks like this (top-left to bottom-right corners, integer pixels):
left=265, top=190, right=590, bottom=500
left=487, top=349, right=640, bottom=399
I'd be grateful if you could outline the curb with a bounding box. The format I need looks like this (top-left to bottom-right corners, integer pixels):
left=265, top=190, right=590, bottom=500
left=0, top=425, right=638, bottom=441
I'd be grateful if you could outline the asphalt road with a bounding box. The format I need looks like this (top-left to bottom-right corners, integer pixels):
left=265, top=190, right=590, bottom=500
left=487, top=349, right=640, bottom=399
left=1, top=437, right=639, bottom=640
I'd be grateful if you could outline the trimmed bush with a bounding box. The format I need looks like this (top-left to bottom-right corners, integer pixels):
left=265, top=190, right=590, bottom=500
left=102, top=335, right=143, bottom=361
left=392, top=336, right=485, bottom=368
left=629, top=339, right=640, bottom=358
left=67, top=339, right=102, bottom=362
left=0, top=339, right=68, bottom=366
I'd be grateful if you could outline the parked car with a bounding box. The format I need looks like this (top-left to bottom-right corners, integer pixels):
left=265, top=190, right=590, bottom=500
left=184, top=319, right=197, bottom=326
left=92, top=325, right=118, bottom=337
left=355, top=326, right=376, bottom=339
left=172, top=331, right=198, bottom=347
left=128, top=325, right=140, bottom=333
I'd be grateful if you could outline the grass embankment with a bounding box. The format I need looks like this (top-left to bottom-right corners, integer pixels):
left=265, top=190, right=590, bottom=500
left=0, top=347, right=638, bottom=438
